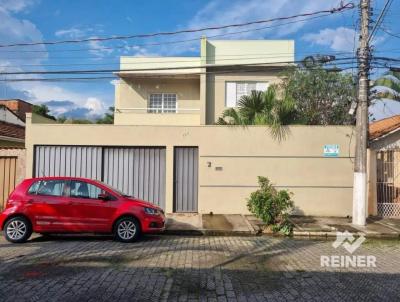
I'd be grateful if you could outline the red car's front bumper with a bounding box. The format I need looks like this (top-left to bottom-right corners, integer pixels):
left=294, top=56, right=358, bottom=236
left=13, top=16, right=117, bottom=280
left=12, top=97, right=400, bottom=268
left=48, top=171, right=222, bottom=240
left=141, top=214, right=166, bottom=233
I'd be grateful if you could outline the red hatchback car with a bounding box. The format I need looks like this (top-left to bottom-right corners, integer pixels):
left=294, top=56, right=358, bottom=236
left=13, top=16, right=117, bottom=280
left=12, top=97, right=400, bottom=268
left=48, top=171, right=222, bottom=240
left=0, top=177, right=165, bottom=243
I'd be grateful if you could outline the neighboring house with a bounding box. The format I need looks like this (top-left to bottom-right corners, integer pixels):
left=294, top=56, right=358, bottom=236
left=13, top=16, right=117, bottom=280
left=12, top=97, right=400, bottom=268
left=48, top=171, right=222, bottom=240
left=0, top=105, right=26, bottom=147
left=0, top=119, right=25, bottom=147
left=0, top=99, right=32, bottom=210
left=24, top=39, right=356, bottom=217
left=368, top=116, right=400, bottom=218
left=114, top=38, right=294, bottom=125
left=0, top=99, right=33, bottom=123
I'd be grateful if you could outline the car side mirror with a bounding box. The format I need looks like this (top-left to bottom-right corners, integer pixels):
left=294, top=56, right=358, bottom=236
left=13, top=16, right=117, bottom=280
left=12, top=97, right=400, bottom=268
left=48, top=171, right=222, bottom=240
left=98, top=193, right=110, bottom=201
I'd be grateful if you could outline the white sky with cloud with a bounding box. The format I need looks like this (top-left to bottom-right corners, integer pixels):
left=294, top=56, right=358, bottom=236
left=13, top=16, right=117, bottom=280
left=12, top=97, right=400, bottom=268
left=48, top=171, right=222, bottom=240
left=0, top=1, right=108, bottom=119
left=157, top=0, right=344, bottom=55
left=302, top=27, right=356, bottom=52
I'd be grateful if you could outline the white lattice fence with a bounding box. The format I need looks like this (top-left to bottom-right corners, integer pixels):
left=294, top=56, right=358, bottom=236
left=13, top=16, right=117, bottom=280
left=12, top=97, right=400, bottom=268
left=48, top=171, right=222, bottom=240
left=377, top=203, right=400, bottom=217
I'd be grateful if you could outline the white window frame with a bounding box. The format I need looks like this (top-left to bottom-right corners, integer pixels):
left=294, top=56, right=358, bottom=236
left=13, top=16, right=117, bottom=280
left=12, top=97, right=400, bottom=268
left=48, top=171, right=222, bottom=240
left=225, top=81, right=269, bottom=108
left=148, top=93, right=178, bottom=113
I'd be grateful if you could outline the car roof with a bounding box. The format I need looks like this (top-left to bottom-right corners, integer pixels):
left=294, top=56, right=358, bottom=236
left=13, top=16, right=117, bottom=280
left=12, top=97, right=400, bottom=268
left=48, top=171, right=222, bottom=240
left=26, top=176, right=101, bottom=182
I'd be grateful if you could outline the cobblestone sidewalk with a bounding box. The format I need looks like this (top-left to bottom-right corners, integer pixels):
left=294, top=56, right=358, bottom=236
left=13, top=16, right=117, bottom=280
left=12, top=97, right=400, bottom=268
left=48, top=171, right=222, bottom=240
left=0, top=235, right=399, bottom=301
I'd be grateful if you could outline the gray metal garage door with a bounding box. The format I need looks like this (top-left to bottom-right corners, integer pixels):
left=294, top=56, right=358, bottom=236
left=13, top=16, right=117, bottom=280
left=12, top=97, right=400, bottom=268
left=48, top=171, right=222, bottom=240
left=174, top=147, right=198, bottom=212
left=34, top=146, right=102, bottom=179
left=34, top=145, right=166, bottom=209
left=103, top=147, right=166, bottom=209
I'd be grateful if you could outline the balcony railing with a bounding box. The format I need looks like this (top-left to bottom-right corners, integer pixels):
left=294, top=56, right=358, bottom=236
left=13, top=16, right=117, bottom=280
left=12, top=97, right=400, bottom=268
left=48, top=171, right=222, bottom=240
left=116, top=108, right=200, bottom=114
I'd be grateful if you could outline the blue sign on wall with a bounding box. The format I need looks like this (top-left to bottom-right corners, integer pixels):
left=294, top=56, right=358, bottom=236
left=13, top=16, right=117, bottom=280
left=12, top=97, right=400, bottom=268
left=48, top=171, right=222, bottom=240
left=324, top=144, right=339, bottom=157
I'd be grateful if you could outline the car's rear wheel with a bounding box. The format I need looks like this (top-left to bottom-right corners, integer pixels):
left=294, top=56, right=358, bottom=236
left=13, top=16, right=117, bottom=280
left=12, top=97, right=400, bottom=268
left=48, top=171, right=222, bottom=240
left=4, top=216, right=32, bottom=243
left=114, top=217, right=141, bottom=243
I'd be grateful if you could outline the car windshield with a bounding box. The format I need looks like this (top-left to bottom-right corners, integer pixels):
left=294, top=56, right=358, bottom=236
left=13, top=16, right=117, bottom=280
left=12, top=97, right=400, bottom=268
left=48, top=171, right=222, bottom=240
left=95, top=181, right=132, bottom=197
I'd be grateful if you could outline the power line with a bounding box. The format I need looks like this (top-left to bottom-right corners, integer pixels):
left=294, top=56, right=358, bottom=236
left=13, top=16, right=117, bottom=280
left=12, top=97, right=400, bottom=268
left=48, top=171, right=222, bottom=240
left=0, top=53, right=355, bottom=69
left=368, top=0, right=393, bottom=43
left=0, top=57, right=357, bottom=76
left=374, top=56, right=400, bottom=62
left=0, top=2, right=355, bottom=48
left=0, top=14, right=339, bottom=54
left=2, top=48, right=400, bottom=66
left=381, top=28, right=400, bottom=39
left=0, top=48, right=356, bottom=61
left=0, top=60, right=362, bottom=82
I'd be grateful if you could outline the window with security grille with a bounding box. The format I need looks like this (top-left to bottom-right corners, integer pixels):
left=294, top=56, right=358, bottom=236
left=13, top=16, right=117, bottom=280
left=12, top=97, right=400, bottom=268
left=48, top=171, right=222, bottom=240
left=148, top=93, right=177, bottom=113
left=226, top=82, right=268, bottom=107
left=149, top=94, right=163, bottom=113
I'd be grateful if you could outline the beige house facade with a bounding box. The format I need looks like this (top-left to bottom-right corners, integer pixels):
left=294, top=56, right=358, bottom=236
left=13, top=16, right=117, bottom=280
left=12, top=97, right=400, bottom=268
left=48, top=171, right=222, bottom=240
left=25, top=39, right=356, bottom=217
left=25, top=115, right=355, bottom=217
left=114, top=38, right=294, bottom=126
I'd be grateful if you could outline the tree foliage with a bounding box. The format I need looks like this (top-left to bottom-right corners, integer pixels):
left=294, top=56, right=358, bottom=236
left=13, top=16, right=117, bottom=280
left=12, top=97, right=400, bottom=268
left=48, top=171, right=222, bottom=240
left=58, top=118, right=93, bottom=124
left=217, top=86, right=297, bottom=140
left=56, top=106, right=115, bottom=124
left=372, top=71, right=400, bottom=101
left=280, top=65, right=356, bottom=125
left=96, top=106, right=115, bottom=124
left=32, top=104, right=57, bottom=121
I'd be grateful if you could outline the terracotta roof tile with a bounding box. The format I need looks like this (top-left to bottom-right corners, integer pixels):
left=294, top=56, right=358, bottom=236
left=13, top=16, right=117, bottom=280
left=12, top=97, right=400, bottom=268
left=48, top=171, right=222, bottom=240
left=369, top=115, right=400, bottom=140
left=0, top=121, right=25, bottom=140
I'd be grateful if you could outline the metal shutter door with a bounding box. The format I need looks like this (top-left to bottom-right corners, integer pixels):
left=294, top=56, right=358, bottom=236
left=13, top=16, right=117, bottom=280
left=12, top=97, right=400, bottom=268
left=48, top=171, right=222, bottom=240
left=174, top=147, right=198, bottom=212
left=34, top=146, right=102, bottom=180
left=103, top=147, right=166, bottom=209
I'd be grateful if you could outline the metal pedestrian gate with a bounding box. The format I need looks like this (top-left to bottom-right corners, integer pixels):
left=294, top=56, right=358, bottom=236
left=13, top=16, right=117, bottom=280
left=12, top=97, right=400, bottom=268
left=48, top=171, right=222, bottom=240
left=34, top=145, right=166, bottom=209
left=376, top=150, right=400, bottom=217
left=174, top=147, right=198, bottom=212
left=0, top=157, right=17, bottom=210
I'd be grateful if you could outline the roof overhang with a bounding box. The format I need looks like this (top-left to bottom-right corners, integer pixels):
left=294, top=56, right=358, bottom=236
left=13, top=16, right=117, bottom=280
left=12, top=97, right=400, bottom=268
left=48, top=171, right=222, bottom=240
left=0, top=135, right=24, bottom=143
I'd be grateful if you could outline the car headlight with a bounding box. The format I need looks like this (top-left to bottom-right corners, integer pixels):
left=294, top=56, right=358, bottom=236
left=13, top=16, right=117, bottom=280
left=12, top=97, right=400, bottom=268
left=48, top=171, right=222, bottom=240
left=144, top=207, right=159, bottom=215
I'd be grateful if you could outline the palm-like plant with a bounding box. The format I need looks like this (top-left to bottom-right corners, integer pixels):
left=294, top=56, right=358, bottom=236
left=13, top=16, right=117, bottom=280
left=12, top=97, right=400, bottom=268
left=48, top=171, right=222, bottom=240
left=372, top=71, right=400, bottom=101
left=217, top=86, right=297, bottom=140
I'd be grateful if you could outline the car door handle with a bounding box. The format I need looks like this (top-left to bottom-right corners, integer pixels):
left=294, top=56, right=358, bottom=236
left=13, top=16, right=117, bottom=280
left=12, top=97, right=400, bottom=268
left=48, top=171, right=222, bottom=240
left=27, top=199, right=34, bottom=204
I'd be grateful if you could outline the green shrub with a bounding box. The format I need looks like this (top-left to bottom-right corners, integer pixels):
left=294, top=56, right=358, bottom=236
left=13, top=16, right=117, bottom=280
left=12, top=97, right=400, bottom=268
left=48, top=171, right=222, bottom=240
left=247, top=176, right=294, bottom=235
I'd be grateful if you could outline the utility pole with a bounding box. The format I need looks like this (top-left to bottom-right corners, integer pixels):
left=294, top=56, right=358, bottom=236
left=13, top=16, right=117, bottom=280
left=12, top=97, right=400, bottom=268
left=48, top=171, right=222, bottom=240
left=353, top=0, right=371, bottom=226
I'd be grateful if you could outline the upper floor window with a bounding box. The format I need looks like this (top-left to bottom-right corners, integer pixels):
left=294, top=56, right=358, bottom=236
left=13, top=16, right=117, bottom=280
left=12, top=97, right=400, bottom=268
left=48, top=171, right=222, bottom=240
left=148, top=93, right=177, bottom=113
left=225, top=82, right=269, bottom=108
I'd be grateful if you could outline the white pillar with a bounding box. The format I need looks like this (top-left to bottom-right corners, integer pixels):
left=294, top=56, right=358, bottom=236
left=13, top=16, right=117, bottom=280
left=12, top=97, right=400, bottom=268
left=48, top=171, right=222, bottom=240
left=353, top=172, right=367, bottom=225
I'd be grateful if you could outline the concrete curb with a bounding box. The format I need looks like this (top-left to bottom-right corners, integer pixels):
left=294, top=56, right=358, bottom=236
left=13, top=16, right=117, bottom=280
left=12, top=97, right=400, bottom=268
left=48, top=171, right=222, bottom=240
left=163, top=229, right=400, bottom=239
left=163, top=215, right=400, bottom=239
left=241, top=214, right=258, bottom=235
left=292, top=231, right=400, bottom=239
left=164, top=229, right=255, bottom=236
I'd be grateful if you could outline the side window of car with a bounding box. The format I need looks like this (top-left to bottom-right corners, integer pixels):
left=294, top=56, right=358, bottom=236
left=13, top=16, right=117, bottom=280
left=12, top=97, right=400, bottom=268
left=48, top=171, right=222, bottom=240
left=27, top=181, right=41, bottom=195
left=70, top=181, right=104, bottom=199
left=36, top=180, right=65, bottom=197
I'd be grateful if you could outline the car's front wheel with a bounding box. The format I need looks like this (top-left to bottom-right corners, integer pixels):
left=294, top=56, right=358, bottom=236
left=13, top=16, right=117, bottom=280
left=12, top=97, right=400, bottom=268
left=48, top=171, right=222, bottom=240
left=4, top=216, right=32, bottom=243
left=114, top=217, right=141, bottom=243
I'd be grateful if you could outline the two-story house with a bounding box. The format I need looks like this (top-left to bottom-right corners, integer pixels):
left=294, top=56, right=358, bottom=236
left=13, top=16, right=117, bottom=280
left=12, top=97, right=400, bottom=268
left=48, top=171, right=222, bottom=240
left=114, top=37, right=294, bottom=126
left=25, top=38, right=356, bottom=217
